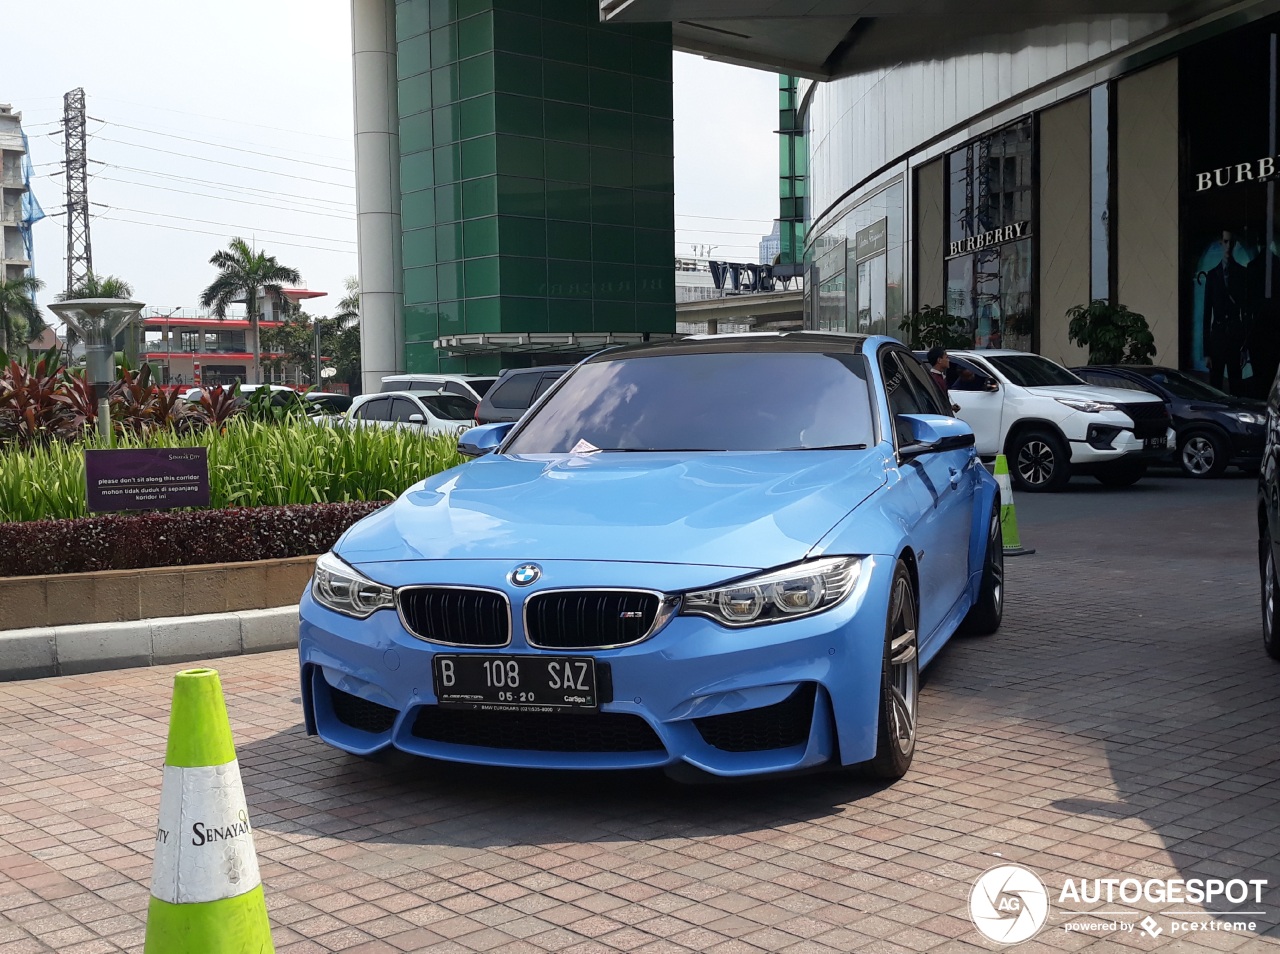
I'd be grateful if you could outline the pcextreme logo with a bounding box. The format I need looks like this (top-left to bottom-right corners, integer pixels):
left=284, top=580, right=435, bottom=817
left=969, top=865, right=1050, bottom=944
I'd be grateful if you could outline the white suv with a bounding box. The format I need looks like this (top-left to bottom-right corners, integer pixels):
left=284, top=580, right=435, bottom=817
left=379, top=373, right=499, bottom=403
left=932, top=350, right=1175, bottom=491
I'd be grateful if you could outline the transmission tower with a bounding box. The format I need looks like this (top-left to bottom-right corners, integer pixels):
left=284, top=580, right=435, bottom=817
left=63, top=88, right=93, bottom=292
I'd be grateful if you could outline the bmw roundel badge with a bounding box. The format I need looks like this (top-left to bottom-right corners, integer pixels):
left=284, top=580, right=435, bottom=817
left=510, top=563, right=542, bottom=586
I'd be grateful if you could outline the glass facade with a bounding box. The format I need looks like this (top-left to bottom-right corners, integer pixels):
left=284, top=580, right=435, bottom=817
left=805, top=181, right=905, bottom=336
left=944, top=119, right=1035, bottom=350
left=395, top=0, right=674, bottom=372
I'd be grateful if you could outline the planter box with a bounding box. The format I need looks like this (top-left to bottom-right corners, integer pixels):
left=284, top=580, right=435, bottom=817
left=0, top=556, right=317, bottom=631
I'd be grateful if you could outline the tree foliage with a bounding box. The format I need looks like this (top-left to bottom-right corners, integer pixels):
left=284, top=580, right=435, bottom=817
left=0, top=275, right=45, bottom=355
left=1066, top=300, right=1157, bottom=365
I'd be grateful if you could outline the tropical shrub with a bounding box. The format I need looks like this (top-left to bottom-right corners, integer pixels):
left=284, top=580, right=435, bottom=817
left=0, top=501, right=387, bottom=576
left=1066, top=300, right=1157, bottom=365
left=898, top=304, right=973, bottom=349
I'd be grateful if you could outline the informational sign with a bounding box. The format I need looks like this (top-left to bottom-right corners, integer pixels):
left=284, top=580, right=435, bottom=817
left=855, top=218, right=888, bottom=261
left=85, top=447, right=211, bottom=512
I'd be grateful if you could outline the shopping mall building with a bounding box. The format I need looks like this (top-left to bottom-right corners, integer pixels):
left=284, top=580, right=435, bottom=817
left=353, top=0, right=1280, bottom=398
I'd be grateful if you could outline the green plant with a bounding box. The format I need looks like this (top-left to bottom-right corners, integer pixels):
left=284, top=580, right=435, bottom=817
left=1066, top=300, right=1156, bottom=365
left=898, top=304, right=972, bottom=349
left=200, top=237, right=302, bottom=382
left=55, top=273, right=135, bottom=350
left=0, top=274, right=47, bottom=355
left=0, top=417, right=465, bottom=523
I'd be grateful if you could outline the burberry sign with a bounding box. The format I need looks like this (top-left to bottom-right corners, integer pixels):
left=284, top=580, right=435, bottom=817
left=947, top=221, right=1030, bottom=258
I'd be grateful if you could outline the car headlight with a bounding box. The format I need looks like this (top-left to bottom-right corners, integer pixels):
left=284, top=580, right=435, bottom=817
left=1234, top=411, right=1267, bottom=426
left=681, top=557, right=861, bottom=627
left=1056, top=398, right=1118, bottom=413
left=312, top=551, right=394, bottom=618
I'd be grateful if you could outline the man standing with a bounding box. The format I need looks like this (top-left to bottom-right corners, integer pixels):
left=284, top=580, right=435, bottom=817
left=1203, top=231, right=1250, bottom=394
left=926, top=346, right=950, bottom=394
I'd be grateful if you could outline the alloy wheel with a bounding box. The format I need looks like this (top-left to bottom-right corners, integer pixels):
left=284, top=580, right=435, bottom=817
left=886, top=575, right=918, bottom=756
left=1016, top=440, right=1055, bottom=487
left=1267, top=550, right=1276, bottom=645
left=989, top=512, right=1004, bottom=613
left=1182, top=436, right=1216, bottom=476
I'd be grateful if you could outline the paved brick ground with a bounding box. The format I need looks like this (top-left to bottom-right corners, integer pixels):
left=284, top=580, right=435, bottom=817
left=2, top=471, right=1279, bottom=952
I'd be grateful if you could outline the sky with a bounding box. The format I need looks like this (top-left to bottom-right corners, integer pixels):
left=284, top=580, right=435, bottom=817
left=6, top=0, right=780, bottom=325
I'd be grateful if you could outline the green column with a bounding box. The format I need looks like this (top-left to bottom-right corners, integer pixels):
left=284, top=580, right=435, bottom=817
left=395, top=0, right=674, bottom=373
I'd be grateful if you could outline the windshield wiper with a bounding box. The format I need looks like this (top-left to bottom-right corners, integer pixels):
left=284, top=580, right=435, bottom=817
left=595, top=447, right=726, bottom=453
left=780, top=443, right=868, bottom=451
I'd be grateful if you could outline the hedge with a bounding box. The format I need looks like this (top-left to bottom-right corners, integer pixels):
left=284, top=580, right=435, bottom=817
left=0, top=501, right=387, bottom=577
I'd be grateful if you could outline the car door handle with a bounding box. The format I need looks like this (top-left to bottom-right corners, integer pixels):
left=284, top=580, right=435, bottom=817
left=949, top=466, right=961, bottom=488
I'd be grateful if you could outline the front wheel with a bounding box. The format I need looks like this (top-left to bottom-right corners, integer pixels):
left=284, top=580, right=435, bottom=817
left=1179, top=430, right=1229, bottom=478
left=1008, top=428, right=1070, bottom=492
left=961, top=505, right=1004, bottom=635
left=1264, top=529, right=1280, bottom=660
left=1094, top=459, right=1147, bottom=488
left=865, top=561, right=919, bottom=780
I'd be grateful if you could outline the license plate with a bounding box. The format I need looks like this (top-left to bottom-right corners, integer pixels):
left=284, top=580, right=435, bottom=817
left=1144, top=437, right=1167, bottom=449
left=433, top=654, right=597, bottom=712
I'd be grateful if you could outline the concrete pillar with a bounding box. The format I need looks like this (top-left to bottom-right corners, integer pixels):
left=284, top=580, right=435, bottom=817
left=352, top=0, right=403, bottom=394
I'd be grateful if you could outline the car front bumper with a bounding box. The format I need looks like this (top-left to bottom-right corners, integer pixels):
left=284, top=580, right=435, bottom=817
left=1069, top=425, right=1176, bottom=464
left=298, top=557, right=893, bottom=778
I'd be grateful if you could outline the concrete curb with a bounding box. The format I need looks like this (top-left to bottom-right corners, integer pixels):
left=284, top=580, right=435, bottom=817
left=0, top=606, right=299, bottom=682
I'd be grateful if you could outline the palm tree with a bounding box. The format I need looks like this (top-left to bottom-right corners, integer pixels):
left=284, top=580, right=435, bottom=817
left=334, top=275, right=360, bottom=329
left=0, top=274, right=46, bottom=357
left=56, top=273, right=135, bottom=350
left=199, top=238, right=301, bottom=381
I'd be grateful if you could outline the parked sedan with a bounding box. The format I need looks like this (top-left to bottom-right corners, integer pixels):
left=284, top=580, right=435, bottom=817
left=299, top=332, right=1003, bottom=782
left=345, top=391, right=477, bottom=438
left=1071, top=365, right=1266, bottom=478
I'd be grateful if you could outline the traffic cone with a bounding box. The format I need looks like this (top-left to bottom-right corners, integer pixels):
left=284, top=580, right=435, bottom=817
left=993, top=455, right=1035, bottom=556
left=145, top=668, right=274, bottom=954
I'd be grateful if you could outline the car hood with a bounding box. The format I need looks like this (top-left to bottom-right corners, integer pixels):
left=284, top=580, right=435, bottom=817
left=337, top=451, right=888, bottom=570
left=1023, top=384, right=1164, bottom=405
left=1187, top=395, right=1267, bottom=412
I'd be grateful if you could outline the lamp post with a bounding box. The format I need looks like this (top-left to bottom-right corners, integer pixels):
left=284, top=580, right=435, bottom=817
left=48, top=298, right=144, bottom=445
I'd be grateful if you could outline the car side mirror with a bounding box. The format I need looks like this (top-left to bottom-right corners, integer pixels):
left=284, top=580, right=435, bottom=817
left=408, top=413, right=425, bottom=423
left=897, top=413, right=975, bottom=459
left=458, top=422, right=515, bottom=458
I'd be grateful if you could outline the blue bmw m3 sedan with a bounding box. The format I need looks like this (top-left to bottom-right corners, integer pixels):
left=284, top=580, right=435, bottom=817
left=299, top=332, right=1003, bottom=781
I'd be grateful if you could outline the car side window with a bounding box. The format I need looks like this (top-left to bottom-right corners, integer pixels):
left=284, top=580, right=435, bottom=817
left=391, top=396, right=422, bottom=422
left=409, top=381, right=437, bottom=391
left=897, top=353, right=951, bottom=416
left=881, top=352, right=929, bottom=445
left=532, top=371, right=565, bottom=401
left=362, top=398, right=391, bottom=421
left=490, top=373, right=540, bottom=409
left=947, top=356, right=995, bottom=392
left=444, top=382, right=468, bottom=397
left=1105, top=375, right=1148, bottom=392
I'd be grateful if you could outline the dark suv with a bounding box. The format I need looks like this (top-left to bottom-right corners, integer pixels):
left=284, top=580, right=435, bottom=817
left=473, top=365, right=571, bottom=424
left=1072, top=365, right=1266, bottom=478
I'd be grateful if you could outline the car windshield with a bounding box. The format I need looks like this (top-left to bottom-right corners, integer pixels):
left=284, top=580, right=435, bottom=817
left=420, top=394, right=478, bottom=420
left=504, top=350, right=875, bottom=453
left=1142, top=368, right=1230, bottom=401
left=984, top=354, right=1084, bottom=388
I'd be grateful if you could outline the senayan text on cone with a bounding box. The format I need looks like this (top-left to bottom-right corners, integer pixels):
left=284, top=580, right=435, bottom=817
left=145, top=667, right=274, bottom=954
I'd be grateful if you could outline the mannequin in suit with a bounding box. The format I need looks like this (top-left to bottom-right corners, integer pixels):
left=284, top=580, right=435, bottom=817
left=1203, top=231, right=1250, bottom=394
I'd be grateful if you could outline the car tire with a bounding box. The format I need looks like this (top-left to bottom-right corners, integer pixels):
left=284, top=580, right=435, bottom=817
left=1178, top=429, right=1229, bottom=478
left=960, top=505, right=1004, bottom=636
left=1009, top=428, right=1070, bottom=493
left=1094, top=459, right=1147, bottom=488
left=1264, top=529, right=1280, bottom=661
left=865, top=560, right=919, bottom=780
